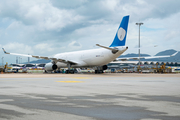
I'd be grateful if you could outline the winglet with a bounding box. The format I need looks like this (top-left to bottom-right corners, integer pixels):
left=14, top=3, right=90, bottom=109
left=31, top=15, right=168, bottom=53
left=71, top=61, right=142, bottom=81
left=2, top=48, right=10, bottom=54
left=170, top=51, right=178, bottom=57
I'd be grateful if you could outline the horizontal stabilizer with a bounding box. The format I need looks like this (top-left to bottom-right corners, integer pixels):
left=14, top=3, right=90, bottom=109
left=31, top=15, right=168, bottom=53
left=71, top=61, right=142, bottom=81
left=96, top=44, right=117, bottom=51
left=96, top=44, right=119, bottom=54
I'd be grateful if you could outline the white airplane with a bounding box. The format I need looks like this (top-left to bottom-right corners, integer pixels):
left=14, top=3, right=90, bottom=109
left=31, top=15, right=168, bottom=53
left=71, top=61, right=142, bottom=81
left=2, top=15, right=178, bottom=74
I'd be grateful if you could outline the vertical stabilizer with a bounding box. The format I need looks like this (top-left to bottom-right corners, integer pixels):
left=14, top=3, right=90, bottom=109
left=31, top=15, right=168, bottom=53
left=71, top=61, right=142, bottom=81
left=109, top=15, right=129, bottom=47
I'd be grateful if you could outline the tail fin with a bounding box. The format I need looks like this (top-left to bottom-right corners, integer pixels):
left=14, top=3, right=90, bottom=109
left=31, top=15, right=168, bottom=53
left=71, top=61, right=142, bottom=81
left=109, top=15, right=129, bottom=47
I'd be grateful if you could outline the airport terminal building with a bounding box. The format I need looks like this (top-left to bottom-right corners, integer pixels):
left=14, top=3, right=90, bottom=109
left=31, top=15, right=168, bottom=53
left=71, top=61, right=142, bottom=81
left=108, top=61, right=180, bottom=73
left=2, top=60, right=179, bottom=73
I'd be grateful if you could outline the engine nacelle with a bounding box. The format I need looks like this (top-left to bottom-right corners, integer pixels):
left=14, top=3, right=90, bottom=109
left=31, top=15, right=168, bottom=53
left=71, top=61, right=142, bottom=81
left=95, top=65, right=108, bottom=70
left=45, top=63, right=58, bottom=71
left=102, top=65, right=108, bottom=70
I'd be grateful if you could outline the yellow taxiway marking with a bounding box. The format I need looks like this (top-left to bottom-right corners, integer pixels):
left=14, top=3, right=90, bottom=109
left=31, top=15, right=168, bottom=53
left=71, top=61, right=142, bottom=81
left=71, top=77, right=91, bottom=79
left=56, top=81, right=84, bottom=83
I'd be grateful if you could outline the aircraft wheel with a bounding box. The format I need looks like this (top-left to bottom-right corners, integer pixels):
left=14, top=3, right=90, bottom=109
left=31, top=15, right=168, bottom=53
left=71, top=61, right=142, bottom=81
left=99, top=70, right=103, bottom=74
left=95, top=70, right=102, bottom=74
left=65, top=70, right=69, bottom=74
left=70, top=70, right=74, bottom=74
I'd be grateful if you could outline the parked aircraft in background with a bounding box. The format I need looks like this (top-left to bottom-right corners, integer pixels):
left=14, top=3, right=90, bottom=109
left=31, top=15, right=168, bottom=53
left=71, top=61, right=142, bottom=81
left=2, top=15, right=178, bottom=74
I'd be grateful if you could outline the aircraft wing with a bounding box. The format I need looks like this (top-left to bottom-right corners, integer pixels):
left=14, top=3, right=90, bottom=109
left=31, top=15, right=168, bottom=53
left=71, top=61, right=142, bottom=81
left=2, top=48, right=78, bottom=65
left=116, top=51, right=178, bottom=61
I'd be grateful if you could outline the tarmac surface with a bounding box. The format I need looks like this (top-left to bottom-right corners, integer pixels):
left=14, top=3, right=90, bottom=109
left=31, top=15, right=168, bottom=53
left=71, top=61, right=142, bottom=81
left=0, top=73, right=180, bottom=120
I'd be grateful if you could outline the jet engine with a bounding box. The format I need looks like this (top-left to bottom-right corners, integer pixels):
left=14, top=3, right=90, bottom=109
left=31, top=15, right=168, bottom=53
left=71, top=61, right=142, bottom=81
left=45, top=62, right=57, bottom=72
left=102, top=65, right=108, bottom=70
left=94, top=65, right=108, bottom=74
left=94, top=65, right=108, bottom=71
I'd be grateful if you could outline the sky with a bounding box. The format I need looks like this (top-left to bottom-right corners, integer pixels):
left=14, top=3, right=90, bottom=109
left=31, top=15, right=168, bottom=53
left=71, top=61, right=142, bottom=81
left=0, top=0, right=180, bottom=64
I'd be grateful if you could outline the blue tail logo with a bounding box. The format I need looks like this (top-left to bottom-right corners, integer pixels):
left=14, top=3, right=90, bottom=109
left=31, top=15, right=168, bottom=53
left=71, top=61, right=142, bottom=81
left=109, top=15, right=129, bottom=47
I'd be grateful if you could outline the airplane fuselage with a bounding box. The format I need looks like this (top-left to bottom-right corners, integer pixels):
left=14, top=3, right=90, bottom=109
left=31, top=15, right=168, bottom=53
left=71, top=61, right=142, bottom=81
left=53, top=46, right=128, bottom=68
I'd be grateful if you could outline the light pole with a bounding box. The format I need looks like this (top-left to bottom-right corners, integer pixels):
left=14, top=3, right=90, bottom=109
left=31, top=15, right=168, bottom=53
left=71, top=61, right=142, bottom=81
left=28, top=54, right=30, bottom=63
left=136, top=22, right=143, bottom=69
left=2, top=57, right=4, bottom=66
left=16, top=57, right=18, bottom=64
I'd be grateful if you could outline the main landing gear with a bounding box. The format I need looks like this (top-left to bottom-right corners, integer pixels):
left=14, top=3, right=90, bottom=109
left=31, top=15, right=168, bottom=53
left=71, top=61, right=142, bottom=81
left=94, top=65, right=107, bottom=74
left=65, top=70, right=75, bottom=74
left=65, top=63, right=75, bottom=74
left=95, top=70, right=104, bottom=74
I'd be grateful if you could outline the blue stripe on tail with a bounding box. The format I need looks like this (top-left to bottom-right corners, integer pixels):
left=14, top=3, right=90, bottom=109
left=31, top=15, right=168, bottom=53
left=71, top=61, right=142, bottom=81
left=109, top=15, right=129, bottom=47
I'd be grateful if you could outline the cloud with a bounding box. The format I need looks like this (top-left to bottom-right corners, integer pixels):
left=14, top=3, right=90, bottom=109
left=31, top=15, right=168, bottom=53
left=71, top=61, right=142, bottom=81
left=34, top=43, right=55, bottom=54
left=67, top=41, right=82, bottom=51
left=165, top=31, right=180, bottom=41
left=0, top=0, right=180, bottom=64
left=0, top=0, right=85, bottom=44
left=50, top=0, right=87, bottom=9
left=3, top=42, right=33, bottom=54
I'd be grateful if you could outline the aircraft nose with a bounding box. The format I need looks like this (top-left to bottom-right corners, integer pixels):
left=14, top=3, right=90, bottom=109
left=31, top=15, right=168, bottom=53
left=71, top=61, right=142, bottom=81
left=126, top=46, right=128, bottom=49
